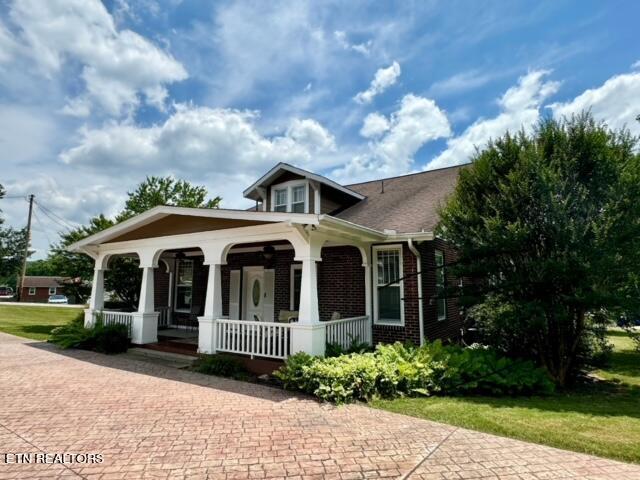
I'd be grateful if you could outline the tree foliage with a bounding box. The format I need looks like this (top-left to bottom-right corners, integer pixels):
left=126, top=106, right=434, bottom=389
left=45, top=177, right=220, bottom=308
left=0, top=184, right=29, bottom=289
left=437, top=113, right=640, bottom=385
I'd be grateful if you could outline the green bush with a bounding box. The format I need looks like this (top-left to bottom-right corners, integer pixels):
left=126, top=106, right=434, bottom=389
left=325, top=336, right=372, bottom=357
left=275, top=341, right=554, bottom=404
left=49, top=313, right=129, bottom=354
left=194, top=354, right=249, bottom=380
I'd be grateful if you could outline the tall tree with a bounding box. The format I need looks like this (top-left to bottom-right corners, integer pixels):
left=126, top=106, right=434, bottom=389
left=437, top=113, right=640, bottom=385
left=47, top=177, right=220, bottom=308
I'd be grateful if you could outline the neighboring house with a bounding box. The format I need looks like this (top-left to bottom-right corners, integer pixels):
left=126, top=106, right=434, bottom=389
left=69, top=162, right=465, bottom=363
left=20, top=276, right=65, bottom=303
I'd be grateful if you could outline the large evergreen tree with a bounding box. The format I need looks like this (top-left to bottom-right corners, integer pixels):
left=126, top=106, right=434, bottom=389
left=437, top=113, right=640, bottom=385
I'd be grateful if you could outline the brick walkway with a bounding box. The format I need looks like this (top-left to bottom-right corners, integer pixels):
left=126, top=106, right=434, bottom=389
left=0, top=333, right=638, bottom=480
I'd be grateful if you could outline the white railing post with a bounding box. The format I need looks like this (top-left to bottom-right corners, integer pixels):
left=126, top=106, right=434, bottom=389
left=325, top=316, right=372, bottom=350
left=214, top=319, right=292, bottom=360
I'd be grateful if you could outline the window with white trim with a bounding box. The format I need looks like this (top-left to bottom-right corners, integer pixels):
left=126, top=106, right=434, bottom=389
left=48, top=287, right=56, bottom=295
left=273, top=188, right=288, bottom=212
left=291, top=185, right=306, bottom=213
left=435, top=250, right=447, bottom=321
left=373, top=245, right=404, bottom=325
left=28, top=287, right=36, bottom=295
left=174, top=259, right=194, bottom=312
left=290, top=264, right=302, bottom=310
left=270, top=180, right=308, bottom=213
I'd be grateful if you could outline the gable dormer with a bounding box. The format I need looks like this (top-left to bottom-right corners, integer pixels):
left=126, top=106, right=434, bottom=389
left=243, top=163, right=365, bottom=215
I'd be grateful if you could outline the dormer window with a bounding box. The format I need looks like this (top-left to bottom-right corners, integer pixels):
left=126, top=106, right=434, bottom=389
left=274, top=188, right=288, bottom=212
left=291, top=185, right=306, bottom=213
left=270, top=181, right=308, bottom=213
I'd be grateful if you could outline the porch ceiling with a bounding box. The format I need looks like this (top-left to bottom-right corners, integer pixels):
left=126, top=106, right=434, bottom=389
left=105, top=214, right=269, bottom=243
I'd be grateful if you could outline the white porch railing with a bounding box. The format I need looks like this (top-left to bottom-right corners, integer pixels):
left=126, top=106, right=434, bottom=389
left=156, top=306, right=171, bottom=329
left=215, top=319, right=292, bottom=360
left=97, top=310, right=133, bottom=337
left=325, top=316, right=371, bottom=349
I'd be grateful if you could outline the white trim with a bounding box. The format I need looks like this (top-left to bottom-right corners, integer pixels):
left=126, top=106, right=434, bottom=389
left=48, top=287, right=57, bottom=295
left=28, top=287, right=36, bottom=296
left=372, top=244, right=405, bottom=326
left=290, top=263, right=302, bottom=310
left=67, top=205, right=320, bottom=251
left=243, top=162, right=365, bottom=202
left=270, top=179, right=309, bottom=213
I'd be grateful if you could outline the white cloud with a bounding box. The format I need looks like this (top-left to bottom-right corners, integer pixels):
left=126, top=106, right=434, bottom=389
left=60, top=104, right=336, bottom=176
left=59, top=97, right=92, bottom=118
left=334, top=30, right=371, bottom=56
left=8, top=0, right=187, bottom=116
left=632, top=60, right=640, bottom=70
left=354, top=61, right=401, bottom=104
left=426, top=70, right=560, bottom=170
left=360, top=112, right=390, bottom=138
left=549, top=71, right=640, bottom=136
left=335, top=94, right=451, bottom=181
left=428, top=69, right=495, bottom=97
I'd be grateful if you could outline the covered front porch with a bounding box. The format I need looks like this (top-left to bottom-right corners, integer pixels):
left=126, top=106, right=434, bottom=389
left=74, top=207, right=380, bottom=360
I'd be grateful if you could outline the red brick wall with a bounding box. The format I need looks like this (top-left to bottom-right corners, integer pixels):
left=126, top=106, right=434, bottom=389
left=20, top=286, right=65, bottom=303
left=220, top=245, right=366, bottom=321
left=371, top=242, right=422, bottom=345
left=418, top=238, right=463, bottom=343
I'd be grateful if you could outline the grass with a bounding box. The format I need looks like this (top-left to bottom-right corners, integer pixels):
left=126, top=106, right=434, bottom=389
left=0, top=304, right=83, bottom=340
left=372, top=330, right=640, bottom=464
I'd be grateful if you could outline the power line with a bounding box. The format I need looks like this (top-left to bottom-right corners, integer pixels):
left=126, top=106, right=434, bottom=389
left=33, top=200, right=78, bottom=231
left=31, top=209, right=54, bottom=248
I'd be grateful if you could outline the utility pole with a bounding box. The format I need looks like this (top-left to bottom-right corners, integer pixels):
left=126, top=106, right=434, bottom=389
left=16, top=194, right=34, bottom=301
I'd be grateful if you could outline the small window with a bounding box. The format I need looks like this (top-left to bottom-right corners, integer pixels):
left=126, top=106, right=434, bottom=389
left=373, top=245, right=404, bottom=325
left=291, top=185, right=306, bottom=213
left=28, top=287, right=36, bottom=296
left=435, top=250, right=446, bottom=321
left=48, top=287, right=56, bottom=295
left=175, top=259, right=194, bottom=312
left=274, top=189, right=288, bottom=212
left=290, top=264, right=302, bottom=310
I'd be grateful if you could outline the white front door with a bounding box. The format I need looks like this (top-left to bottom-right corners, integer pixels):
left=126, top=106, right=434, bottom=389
left=244, top=268, right=265, bottom=321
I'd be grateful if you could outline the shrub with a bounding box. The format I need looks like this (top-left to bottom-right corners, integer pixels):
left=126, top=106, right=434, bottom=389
left=275, top=341, right=554, bottom=404
left=49, top=313, right=130, bottom=354
left=325, top=336, right=372, bottom=357
left=92, top=322, right=130, bottom=354
left=194, top=354, right=249, bottom=380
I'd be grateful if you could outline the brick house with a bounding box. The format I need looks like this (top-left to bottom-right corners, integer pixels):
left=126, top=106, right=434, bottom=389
left=20, top=276, right=65, bottom=303
left=69, top=162, right=465, bottom=362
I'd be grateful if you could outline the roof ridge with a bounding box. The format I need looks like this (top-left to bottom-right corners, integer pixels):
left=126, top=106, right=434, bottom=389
left=344, top=163, right=469, bottom=187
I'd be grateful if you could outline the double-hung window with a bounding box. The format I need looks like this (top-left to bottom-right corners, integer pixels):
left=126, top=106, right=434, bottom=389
left=271, top=181, right=308, bottom=213
left=435, top=250, right=447, bottom=321
left=273, top=188, right=288, bottom=212
left=28, top=287, right=36, bottom=296
left=48, top=287, right=56, bottom=295
left=373, top=245, right=404, bottom=325
left=175, top=259, right=194, bottom=312
left=291, top=185, right=306, bottom=213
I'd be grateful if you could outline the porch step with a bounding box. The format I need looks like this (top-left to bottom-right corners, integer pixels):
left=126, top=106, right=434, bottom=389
left=125, top=347, right=198, bottom=369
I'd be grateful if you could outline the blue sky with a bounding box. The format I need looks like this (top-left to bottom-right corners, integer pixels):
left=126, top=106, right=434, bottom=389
left=1, top=0, right=639, bottom=258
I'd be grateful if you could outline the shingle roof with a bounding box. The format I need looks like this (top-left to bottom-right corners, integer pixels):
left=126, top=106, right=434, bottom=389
left=22, top=276, right=65, bottom=288
left=335, top=165, right=465, bottom=233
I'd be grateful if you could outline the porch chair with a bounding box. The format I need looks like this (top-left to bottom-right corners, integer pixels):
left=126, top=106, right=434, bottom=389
left=278, top=310, right=299, bottom=323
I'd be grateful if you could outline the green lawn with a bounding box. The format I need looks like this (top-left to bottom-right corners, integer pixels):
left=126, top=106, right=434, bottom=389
left=0, top=304, right=83, bottom=340
left=372, top=330, right=640, bottom=464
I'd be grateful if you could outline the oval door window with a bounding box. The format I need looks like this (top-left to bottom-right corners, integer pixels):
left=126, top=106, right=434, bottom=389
left=252, top=278, right=261, bottom=307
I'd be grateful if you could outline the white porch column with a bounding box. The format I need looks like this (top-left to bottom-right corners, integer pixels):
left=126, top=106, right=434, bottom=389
left=198, top=262, right=222, bottom=354
left=290, top=234, right=326, bottom=356
left=131, top=263, right=158, bottom=344
left=84, top=259, right=106, bottom=327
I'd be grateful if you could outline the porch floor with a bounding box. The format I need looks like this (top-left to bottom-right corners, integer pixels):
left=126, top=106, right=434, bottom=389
left=139, top=329, right=198, bottom=357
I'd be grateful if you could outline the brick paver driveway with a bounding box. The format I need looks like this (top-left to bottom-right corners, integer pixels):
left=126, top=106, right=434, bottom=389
left=1, top=333, right=639, bottom=480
